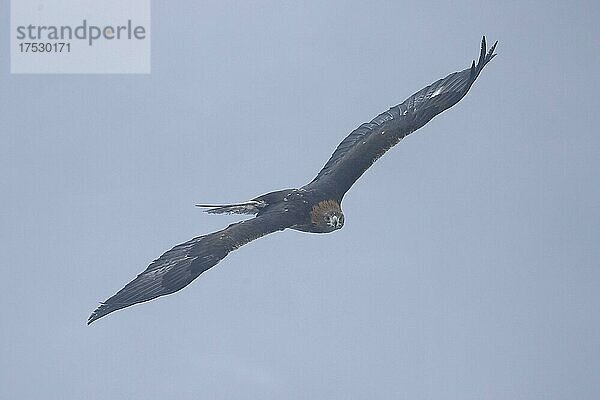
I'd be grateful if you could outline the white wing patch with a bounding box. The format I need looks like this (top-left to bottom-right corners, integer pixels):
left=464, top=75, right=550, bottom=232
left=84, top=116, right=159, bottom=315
left=431, top=86, right=445, bottom=98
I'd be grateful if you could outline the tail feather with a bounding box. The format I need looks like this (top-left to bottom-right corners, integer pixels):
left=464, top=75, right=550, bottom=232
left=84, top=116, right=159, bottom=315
left=195, top=200, right=266, bottom=215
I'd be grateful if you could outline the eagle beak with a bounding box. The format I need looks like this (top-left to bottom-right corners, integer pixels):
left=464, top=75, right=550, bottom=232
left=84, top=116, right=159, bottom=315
left=331, top=215, right=340, bottom=228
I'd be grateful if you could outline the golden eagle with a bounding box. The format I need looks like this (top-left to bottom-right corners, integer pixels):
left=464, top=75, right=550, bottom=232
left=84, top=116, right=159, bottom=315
left=88, top=37, right=497, bottom=324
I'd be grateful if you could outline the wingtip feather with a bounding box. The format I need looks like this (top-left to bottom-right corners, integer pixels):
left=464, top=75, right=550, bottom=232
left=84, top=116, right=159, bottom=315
left=489, top=40, right=498, bottom=56
left=471, top=36, right=498, bottom=79
left=87, top=304, right=107, bottom=325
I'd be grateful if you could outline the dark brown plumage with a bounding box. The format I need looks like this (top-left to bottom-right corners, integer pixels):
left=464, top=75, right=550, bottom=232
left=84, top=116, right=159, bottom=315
left=88, top=37, right=497, bottom=324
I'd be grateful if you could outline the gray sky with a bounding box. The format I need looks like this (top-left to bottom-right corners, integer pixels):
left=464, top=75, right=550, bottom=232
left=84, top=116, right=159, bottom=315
left=2, top=1, right=599, bottom=399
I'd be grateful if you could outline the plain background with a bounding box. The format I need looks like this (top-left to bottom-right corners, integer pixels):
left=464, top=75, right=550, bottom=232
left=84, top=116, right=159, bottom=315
left=1, top=1, right=599, bottom=399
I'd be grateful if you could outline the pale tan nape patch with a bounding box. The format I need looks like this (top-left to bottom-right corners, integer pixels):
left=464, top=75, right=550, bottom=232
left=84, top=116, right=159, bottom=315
left=310, top=200, right=341, bottom=225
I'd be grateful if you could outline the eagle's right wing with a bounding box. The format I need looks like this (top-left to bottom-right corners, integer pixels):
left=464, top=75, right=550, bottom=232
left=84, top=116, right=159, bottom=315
left=308, top=37, right=497, bottom=198
left=88, top=208, right=296, bottom=324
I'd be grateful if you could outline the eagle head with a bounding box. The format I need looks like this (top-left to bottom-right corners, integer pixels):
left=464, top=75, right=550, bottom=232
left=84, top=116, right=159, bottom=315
left=310, top=200, right=344, bottom=233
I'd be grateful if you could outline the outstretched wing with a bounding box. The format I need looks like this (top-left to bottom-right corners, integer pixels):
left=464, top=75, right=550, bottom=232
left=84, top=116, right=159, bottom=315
left=308, top=37, right=497, bottom=197
left=88, top=208, right=295, bottom=324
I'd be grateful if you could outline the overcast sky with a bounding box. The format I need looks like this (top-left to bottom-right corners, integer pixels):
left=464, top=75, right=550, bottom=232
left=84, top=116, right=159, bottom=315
left=2, top=1, right=599, bottom=399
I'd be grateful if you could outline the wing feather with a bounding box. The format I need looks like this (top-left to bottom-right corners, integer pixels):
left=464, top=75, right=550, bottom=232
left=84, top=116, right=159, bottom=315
left=88, top=209, right=294, bottom=324
left=308, top=37, right=497, bottom=196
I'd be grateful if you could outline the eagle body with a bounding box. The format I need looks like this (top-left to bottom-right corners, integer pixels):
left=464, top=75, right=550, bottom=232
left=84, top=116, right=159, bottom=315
left=272, top=190, right=344, bottom=234
left=225, top=187, right=345, bottom=233
left=88, top=37, right=497, bottom=324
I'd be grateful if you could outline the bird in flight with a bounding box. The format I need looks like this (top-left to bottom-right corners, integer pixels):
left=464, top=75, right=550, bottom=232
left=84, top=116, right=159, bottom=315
left=88, top=37, right=497, bottom=324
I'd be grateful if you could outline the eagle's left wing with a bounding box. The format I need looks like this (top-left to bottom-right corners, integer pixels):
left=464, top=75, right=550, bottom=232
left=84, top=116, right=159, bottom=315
left=308, top=37, right=497, bottom=198
left=88, top=208, right=295, bottom=324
